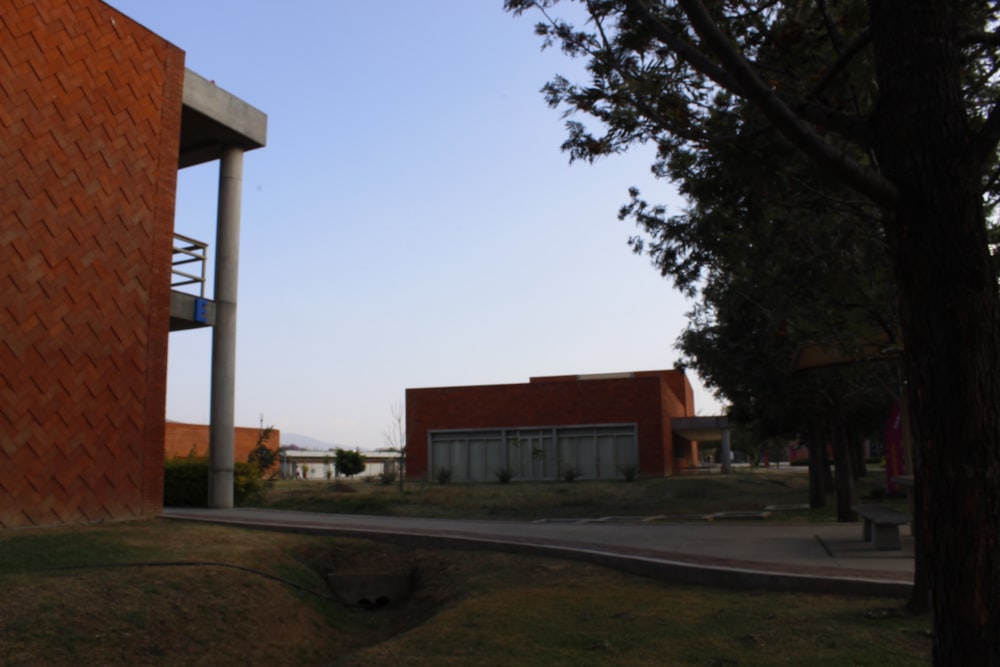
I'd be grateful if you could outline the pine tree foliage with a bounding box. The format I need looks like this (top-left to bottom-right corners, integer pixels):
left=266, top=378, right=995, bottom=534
left=506, top=1, right=1000, bottom=662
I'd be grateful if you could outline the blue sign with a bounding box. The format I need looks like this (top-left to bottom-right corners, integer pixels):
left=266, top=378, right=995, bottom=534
left=193, top=297, right=208, bottom=323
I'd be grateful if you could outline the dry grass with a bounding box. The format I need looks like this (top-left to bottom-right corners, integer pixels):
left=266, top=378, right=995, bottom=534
left=0, top=473, right=928, bottom=666
left=258, top=468, right=906, bottom=522
left=0, top=522, right=371, bottom=666
left=339, top=576, right=930, bottom=667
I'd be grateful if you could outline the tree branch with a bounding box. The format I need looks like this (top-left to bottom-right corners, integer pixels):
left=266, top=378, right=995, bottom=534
left=791, top=99, right=870, bottom=145
left=963, top=30, right=1000, bottom=48
left=627, top=0, right=899, bottom=207
left=804, top=27, right=872, bottom=103
left=976, top=100, right=1000, bottom=162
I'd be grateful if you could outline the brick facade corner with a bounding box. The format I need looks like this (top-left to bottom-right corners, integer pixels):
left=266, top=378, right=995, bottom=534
left=0, top=0, right=185, bottom=528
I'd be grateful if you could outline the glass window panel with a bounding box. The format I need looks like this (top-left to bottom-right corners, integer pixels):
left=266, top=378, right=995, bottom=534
left=597, top=434, right=617, bottom=478
left=468, top=439, right=486, bottom=481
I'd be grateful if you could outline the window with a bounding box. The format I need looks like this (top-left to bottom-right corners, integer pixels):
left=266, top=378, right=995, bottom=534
left=428, top=424, right=637, bottom=481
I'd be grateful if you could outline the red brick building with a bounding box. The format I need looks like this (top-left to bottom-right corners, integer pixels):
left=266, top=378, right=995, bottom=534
left=406, top=370, right=707, bottom=481
left=0, top=0, right=265, bottom=527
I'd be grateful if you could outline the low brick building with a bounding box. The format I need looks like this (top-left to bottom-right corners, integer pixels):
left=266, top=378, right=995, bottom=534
left=164, top=422, right=281, bottom=466
left=406, top=370, right=706, bottom=481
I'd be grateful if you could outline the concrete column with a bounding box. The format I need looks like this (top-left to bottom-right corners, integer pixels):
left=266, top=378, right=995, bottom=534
left=720, top=428, right=732, bottom=475
left=208, top=146, right=244, bottom=508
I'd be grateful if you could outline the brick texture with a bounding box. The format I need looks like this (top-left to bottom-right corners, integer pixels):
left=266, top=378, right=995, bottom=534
left=164, top=422, right=282, bottom=467
left=0, top=0, right=184, bottom=527
left=406, top=370, right=696, bottom=479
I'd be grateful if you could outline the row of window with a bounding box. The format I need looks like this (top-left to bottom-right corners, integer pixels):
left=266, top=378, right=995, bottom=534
left=428, top=425, right=638, bottom=482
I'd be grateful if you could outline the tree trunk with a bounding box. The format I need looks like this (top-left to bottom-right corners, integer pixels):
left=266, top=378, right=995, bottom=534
left=830, top=404, right=856, bottom=523
left=900, top=387, right=930, bottom=613
left=820, top=436, right=835, bottom=494
left=806, top=423, right=826, bottom=508
left=870, top=1, right=1000, bottom=660
left=849, top=429, right=867, bottom=480
left=907, top=431, right=931, bottom=614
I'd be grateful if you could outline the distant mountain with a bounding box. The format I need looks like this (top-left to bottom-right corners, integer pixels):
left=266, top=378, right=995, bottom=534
left=281, top=432, right=350, bottom=451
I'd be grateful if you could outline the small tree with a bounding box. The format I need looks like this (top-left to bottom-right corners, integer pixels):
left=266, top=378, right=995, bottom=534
left=382, top=400, right=406, bottom=493
left=334, top=448, right=365, bottom=478
left=247, top=415, right=277, bottom=475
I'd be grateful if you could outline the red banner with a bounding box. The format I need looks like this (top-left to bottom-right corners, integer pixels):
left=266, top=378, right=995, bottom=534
left=884, top=405, right=904, bottom=495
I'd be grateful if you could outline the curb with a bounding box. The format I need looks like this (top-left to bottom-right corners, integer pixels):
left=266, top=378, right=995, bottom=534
left=163, top=511, right=912, bottom=599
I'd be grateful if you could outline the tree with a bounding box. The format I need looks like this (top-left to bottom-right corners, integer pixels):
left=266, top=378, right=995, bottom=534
left=381, top=400, right=407, bottom=493
left=247, top=416, right=277, bottom=475
left=506, top=1, right=1000, bottom=661
left=651, top=101, right=898, bottom=519
left=334, top=448, right=365, bottom=478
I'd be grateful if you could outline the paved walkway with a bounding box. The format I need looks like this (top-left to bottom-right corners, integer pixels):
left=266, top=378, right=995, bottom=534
left=162, top=507, right=914, bottom=598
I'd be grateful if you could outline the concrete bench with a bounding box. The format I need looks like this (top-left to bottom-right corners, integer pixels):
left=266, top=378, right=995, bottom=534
left=852, top=504, right=911, bottom=550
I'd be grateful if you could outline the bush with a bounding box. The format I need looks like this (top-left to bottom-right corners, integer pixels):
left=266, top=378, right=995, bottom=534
left=164, top=457, right=208, bottom=507
left=234, top=461, right=266, bottom=505
left=435, top=467, right=453, bottom=485
left=163, top=457, right=266, bottom=507
left=618, top=464, right=638, bottom=482
left=495, top=467, right=512, bottom=484
left=561, top=466, right=582, bottom=482
left=378, top=469, right=397, bottom=486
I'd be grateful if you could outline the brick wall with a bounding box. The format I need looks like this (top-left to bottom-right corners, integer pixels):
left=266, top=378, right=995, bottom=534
left=0, top=0, right=184, bottom=527
left=405, top=370, right=694, bottom=479
left=164, top=422, right=282, bottom=467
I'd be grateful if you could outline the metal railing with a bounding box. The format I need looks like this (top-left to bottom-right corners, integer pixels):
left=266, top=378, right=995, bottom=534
left=172, top=233, right=208, bottom=297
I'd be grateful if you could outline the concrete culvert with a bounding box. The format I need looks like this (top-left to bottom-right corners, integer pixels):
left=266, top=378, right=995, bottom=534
left=326, top=569, right=414, bottom=609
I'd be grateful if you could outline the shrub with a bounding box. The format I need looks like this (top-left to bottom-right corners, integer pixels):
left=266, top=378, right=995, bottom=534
left=561, top=466, right=582, bottom=482
left=234, top=461, right=266, bottom=506
left=495, top=467, right=513, bottom=484
left=163, top=458, right=266, bottom=507
left=379, top=469, right=397, bottom=486
left=164, top=457, right=208, bottom=507
left=618, top=464, right=638, bottom=482
left=435, top=467, right=453, bottom=485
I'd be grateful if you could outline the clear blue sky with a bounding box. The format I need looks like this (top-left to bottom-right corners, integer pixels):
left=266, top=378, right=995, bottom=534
left=106, top=0, right=722, bottom=449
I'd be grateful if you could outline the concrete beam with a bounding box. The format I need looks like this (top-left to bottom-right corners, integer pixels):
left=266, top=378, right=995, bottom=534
left=672, top=416, right=729, bottom=442
left=169, top=291, right=215, bottom=331
left=180, top=69, right=267, bottom=168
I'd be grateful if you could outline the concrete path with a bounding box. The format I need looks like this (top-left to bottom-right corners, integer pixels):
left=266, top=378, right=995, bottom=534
left=162, top=507, right=914, bottom=598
